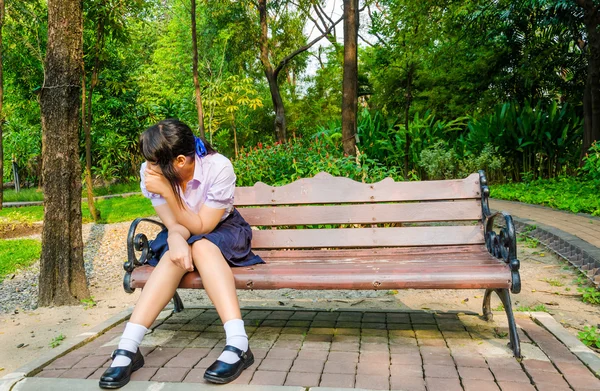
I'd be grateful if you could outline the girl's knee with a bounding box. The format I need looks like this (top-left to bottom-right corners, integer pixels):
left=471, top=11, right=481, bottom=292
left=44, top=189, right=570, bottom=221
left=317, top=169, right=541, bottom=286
left=191, top=239, right=220, bottom=261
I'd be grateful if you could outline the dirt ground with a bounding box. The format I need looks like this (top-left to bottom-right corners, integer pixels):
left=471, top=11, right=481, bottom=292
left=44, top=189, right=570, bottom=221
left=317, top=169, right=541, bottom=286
left=1, top=223, right=599, bottom=375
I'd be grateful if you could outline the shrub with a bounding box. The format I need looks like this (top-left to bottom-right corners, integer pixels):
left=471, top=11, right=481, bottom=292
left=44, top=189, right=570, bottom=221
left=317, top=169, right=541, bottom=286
left=581, top=142, right=600, bottom=181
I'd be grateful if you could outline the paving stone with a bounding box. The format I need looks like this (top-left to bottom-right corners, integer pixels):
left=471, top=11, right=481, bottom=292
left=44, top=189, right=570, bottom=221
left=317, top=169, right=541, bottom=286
left=390, top=375, right=426, bottom=391
left=129, top=367, right=158, bottom=381
left=554, top=361, right=596, bottom=377
left=45, top=353, right=89, bottom=370
left=462, top=378, right=501, bottom=390
left=258, top=358, right=293, bottom=372
left=361, top=336, right=388, bottom=344
left=355, top=374, right=389, bottom=390
left=421, top=353, right=454, bottom=366
left=486, top=356, right=523, bottom=371
left=143, top=347, right=184, bottom=367
left=323, top=360, right=357, bottom=374
left=423, top=364, right=459, bottom=378
left=250, top=370, right=287, bottom=386
left=284, top=371, right=321, bottom=386
left=295, top=349, right=329, bottom=361
left=489, top=367, right=531, bottom=383
left=526, top=369, right=570, bottom=387
left=562, top=372, right=600, bottom=389
left=59, top=367, right=97, bottom=379
left=290, top=358, right=325, bottom=373
left=272, top=339, right=303, bottom=349
left=86, top=367, right=106, bottom=380
left=361, top=322, right=387, bottom=330
left=309, top=327, right=335, bottom=335
left=356, top=360, right=390, bottom=376
left=320, top=373, right=355, bottom=387
left=360, top=351, right=390, bottom=363
left=360, top=343, right=389, bottom=352
left=426, top=376, right=462, bottom=391
left=335, top=327, right=361, bottom=336
left=164, top=347, right=209, bottom=367
left=302, top=341, right=331, bottom=350
left=458, top=366, right=495, bottom=381
left=362, top=328, right=388, bottom=337
left=453, top=354, right=488, bottom=368
left=418, top=338, right=447, bottom=347
left=183, top=367, right=212, bottom=382
left=35, top=369, right=67, bottom=378
left=497, top=382, right=536, bottom=391
left=229, top=366, right=257, bottom=385
left=71, top=355, right=109, bottom=369
left=330, top=341, right=359, bottom=352
left=523, top=359, right=558, bottom=373
left=390, top=353, right=422, bottom=366
left=327, top=351, right=358, bottom=362
left=389, top=364, right=422, bottom=377
left=265, top=347, right=299, bottom=360
left=150, top=367, right=191, bottom=382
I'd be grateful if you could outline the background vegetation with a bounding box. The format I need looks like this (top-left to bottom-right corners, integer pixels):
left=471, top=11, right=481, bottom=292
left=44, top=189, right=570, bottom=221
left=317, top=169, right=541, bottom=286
left=2, top=0, right=599, bottom=214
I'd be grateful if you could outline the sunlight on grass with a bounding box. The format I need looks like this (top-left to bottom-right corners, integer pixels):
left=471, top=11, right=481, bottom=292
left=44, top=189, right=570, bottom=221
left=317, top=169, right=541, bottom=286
left=0, top=239, right=41, bottom=281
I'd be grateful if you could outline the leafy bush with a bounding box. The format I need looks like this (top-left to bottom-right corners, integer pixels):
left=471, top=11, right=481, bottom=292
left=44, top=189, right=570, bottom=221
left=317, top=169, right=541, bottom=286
left=419, top=141, right=504, bottom=180
left=579, top=326, right=600, bottom=349
left=233, top=135, right=402, bottom=187
left=581, top=142, right=600, bottom=181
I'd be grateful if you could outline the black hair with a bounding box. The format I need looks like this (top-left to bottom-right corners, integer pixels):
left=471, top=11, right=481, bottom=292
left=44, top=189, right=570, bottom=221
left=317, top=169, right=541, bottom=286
left=139, top=119, right=215, bottom=206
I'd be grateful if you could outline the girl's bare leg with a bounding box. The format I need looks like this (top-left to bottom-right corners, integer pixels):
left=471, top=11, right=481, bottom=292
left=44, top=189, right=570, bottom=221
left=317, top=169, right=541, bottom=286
left=191, top=239, right=241, bottom=322
left=129, top=251, right=188, bottom=328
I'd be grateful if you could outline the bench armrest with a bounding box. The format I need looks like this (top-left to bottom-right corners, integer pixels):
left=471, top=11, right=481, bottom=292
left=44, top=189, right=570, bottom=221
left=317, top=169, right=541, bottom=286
left=123, top=217, right=166, bottom=293
left=479, top=170, right=521, bottom=294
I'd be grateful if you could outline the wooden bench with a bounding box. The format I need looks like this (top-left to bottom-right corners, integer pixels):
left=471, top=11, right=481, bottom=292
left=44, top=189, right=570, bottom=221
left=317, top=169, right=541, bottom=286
left=123, top=171, right=522, bottom=357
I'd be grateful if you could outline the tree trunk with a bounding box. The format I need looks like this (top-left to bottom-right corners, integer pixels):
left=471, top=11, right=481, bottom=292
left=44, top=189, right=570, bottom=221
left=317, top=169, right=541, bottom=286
left=81, top=15, right=105, bottom=222
left=404, top=65, right=414, bottom=178
left=579, top=1, right=600, bottom=161
left=39, top=0, right=89, bottom=306
left=258, top=0, right=286, bottom=142
left=342, top=0, right=358, bottom=156
left=191, top=0, right=205, bottom=137
left=0, top=0, right=4, bottom=210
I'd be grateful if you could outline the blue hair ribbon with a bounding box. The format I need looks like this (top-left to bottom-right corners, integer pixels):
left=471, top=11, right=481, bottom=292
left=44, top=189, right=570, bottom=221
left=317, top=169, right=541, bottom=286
left=195, top=136, right=207, bottom=157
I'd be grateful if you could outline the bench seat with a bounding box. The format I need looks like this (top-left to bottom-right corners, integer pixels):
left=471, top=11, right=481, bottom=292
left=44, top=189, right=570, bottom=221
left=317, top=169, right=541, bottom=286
left=130, top=245, right=511, bottom=290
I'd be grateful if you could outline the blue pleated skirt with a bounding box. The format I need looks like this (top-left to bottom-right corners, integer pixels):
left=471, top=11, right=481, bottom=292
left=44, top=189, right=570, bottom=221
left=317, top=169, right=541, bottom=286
left=146, top=208, right=265, bottom=267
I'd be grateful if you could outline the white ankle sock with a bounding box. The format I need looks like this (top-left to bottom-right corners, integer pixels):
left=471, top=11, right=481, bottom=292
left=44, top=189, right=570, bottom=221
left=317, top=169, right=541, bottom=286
left=217, top=319, right=248, bottom=364
left=111, top=322, right=148, bottom=367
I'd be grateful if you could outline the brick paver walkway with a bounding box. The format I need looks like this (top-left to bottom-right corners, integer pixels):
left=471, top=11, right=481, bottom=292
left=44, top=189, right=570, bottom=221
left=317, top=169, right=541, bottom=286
left=34, top=308, right=600, bottom=390
left=490, top=199, right=600, bottom=248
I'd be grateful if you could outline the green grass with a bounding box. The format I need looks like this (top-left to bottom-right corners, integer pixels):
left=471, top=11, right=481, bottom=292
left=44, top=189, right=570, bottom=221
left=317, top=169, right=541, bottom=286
left=2, top=180, right=140, bottom=203
left=491, top=176, right=600, bottom=216
left=0, top=239, right=41, bottom=281
left=0, top=195, right=155, bottom=225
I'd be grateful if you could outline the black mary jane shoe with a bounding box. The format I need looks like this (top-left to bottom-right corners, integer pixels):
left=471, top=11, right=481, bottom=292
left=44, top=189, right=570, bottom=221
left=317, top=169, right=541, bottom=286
left=99, top=348, right=145, bottom=389
left=204, top=345, right=255, bottom=384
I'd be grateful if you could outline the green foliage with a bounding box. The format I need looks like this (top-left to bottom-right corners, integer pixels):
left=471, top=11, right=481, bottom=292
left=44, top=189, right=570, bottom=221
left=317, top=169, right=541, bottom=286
left=578, top=287, right=600, bottom=305
left=492, top=177, right=600, bottom=216
left=581, top=142, right=600, bottom=181
left=0, top=239, right=41, bottom=281
left=80, top=297, right=97, bottom=310
left=515, top=304, right=548, bottom=313
left=233, top=135, right=402, bottom=187
left=82, top=195, right=155, bottom=224
left=49, top=334, right=66, bottom=348
left=419, top=141, right=504, bottom=180
left=464, top=100, right=582, bottom=181
left=578, top=326, right=600, bottom=349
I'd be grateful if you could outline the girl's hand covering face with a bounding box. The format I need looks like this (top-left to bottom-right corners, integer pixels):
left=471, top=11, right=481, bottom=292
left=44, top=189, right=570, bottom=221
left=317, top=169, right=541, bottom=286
left=144, top=163, right=171, bottom=196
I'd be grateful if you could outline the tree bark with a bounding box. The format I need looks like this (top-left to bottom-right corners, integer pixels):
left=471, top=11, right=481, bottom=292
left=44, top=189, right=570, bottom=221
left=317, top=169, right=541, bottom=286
left=578, top=1, right=600, bottom=161
left=0, top=0, right=4, bottom=210
left=39, top=0, right=89, bottom=306
left=191, top=0, right=205, bottom=137
left=342, top=0, right=358, bottom=156
left=258, top=0, right=286, bottom=142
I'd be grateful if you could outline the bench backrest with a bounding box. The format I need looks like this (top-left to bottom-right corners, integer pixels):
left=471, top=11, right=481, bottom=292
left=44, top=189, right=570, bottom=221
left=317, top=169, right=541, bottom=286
left=234, top=172, right=485, bottom=251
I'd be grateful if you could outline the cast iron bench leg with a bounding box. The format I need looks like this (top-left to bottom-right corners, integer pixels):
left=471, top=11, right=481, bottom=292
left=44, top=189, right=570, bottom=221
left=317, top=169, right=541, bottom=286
left=172, top=292, right=184, bottom=313
left=482, top=288, right=521, bottom=358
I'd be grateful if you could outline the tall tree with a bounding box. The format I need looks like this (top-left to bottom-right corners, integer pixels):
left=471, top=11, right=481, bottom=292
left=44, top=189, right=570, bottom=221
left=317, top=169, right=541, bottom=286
left=39, top=0, right=89, bottom=306
left=575, top=0, right=600, bottom=159
left=342, top=0, right=358, bottom=156
left=256, top=0, right=342, bottom=142
left=0, top=0, right=4, bottom=210
left=191, top=0, right=205, bottom=137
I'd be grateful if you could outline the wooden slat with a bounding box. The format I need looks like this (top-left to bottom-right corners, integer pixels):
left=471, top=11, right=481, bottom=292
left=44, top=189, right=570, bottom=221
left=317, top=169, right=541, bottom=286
left=131, top=261, right=511, bottom=290
left=238, top=200, right=482, bottom=226
left=250, top=225, right=484, bottom=249
left=235, top=172, right=481, bottom=206
left=255, top=245, right=488, bottom=259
